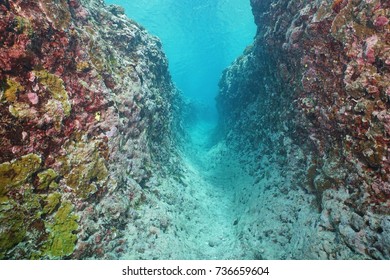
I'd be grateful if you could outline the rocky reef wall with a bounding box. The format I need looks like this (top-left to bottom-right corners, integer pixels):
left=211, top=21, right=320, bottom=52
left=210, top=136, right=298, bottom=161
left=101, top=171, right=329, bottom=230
left=217, top=0, right=389, bottom=259
left=0, top=0, right=179, bottom=259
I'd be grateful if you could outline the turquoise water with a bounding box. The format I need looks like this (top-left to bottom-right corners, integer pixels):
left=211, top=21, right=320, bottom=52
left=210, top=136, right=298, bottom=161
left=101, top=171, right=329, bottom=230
left=101, top=0, right=258, bottom=259
left=105, top=0, right=256, bottom=121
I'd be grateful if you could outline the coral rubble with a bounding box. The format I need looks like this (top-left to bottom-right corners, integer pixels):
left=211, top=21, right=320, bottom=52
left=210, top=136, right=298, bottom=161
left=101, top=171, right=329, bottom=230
left=217, top=0, right=389, bottom=259
left=0, top=0, right=179, bottom=259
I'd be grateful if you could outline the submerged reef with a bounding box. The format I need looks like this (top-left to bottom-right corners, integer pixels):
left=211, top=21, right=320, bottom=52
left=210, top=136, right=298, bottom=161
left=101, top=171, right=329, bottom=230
left=217, top=0, right=389, bottom=259
left=0, top=0, right=179, bottom=259
left=1, top=0, right=389, bottom=260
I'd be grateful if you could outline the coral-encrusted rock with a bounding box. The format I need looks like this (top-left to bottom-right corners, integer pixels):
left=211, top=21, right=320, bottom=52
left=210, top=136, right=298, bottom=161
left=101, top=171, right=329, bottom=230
left=0, top=0, right=179, bottom=259
left=217, top=0, right=389, bottom=259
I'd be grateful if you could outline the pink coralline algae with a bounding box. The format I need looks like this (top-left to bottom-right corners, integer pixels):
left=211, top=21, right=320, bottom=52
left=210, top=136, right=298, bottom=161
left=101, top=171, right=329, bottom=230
left=27, top=92, right=39, bottom=105
left=364, top=35, right=378, bottom=64
left=218, top=0, right=390, bottom=259
left=374, top=15, right=389, bottom=27
left=0, top=0, right=179, bottom=259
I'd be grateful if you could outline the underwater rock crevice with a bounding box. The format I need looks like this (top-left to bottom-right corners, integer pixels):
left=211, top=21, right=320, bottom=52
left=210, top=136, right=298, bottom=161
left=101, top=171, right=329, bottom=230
left=0, top=0, right=389, bottom=260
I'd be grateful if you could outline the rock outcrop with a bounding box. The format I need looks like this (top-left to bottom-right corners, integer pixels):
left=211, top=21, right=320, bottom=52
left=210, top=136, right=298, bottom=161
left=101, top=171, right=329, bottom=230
left=217, top=0, right=389, bottom=259
left=0, top=0, right=179, bottom=259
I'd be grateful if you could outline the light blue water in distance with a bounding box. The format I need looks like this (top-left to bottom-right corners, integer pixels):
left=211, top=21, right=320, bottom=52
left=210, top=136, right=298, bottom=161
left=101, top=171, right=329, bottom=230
left=103, top=1, right=259, bottom=259
left=105, top=0, right=256, bottom=121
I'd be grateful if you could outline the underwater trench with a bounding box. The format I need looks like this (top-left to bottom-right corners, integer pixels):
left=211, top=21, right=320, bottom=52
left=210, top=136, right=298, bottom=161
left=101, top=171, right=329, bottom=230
left=103, top=0, right=262, bottom=259
left=0, top=0, right=389, bottom=260
left=93, top=0, right=388, bottom=259
left=113, top=0, right=390, bottom=260
left=115, top=0, right=266, bottom=259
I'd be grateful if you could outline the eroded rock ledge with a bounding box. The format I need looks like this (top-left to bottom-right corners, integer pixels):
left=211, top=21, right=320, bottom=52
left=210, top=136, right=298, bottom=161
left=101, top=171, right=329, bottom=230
left=217, top=0, right=389, bottom=259
left=0, top=0, right=180, bottom=259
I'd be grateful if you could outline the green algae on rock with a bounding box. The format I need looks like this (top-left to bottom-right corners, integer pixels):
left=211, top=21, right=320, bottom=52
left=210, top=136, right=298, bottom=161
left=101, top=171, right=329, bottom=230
left=34, top=70, right=71, bottom=117
left=0, top=154, right=42, bottom=190
left=44, top=201, right=79, bottom=258
left=0, top=205, right=26, bottom=259
left=2, top=78, right=24, bottom=103
left=8, top=102, right=37, bottom=119
left=61, top=140, right=109, bottom=200
left=14, top=15, right=34, bottom=36
left=37, top=169, right=58, bottom=191
left=43, top=193, right=62, bottom=215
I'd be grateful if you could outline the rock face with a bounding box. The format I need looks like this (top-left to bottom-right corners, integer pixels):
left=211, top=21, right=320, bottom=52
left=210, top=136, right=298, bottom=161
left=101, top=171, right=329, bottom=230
left=0, top=0, right=179, bottom=259
left=217, top=0, right=389, bottom=259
